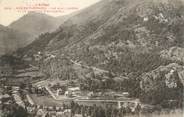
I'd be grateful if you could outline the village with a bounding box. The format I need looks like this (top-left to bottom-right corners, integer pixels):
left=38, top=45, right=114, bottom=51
left=0, top=78, right=144, bottom=117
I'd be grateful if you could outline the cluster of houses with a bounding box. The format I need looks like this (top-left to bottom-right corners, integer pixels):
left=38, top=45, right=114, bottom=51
left=0, top=84, right=72, bottom=117
left=0, top=79, right=145, bottom=117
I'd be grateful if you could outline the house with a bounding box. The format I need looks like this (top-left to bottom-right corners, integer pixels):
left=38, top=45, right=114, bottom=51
left=66, top=87, right=81, bottom=97
left=68, top=87, right=80, bottom=92
left=64, top=91, right=73, bottom=97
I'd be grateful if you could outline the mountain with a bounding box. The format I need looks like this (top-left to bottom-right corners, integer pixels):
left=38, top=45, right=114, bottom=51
left=9, top=12, right=66, bottom=38
left=18, top=0, right=184, bottom=72
left=0, top=25, right=32, bottom=55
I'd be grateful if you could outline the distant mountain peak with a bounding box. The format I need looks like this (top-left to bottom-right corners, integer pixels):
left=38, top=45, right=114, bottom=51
left=9, top=11, right=60, bottom=37
left=25, top=11, right=54, bottom=18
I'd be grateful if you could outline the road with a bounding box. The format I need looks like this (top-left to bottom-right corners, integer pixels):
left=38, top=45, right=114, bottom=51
left=26, top=94, right=34, bottom=105
left=69, top=59, right=109, bottom=73
left=45, top=86, right=57, bottom=100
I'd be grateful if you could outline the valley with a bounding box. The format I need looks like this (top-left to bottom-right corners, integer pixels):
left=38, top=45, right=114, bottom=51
left=0, top=0, right=184, bottom=117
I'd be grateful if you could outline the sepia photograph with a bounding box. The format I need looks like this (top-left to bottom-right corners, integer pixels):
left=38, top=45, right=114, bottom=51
left=0, top=0, right=183, bottom=117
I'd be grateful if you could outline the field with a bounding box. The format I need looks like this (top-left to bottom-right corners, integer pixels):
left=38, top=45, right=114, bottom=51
left=30, top=94, right=71, bottom=107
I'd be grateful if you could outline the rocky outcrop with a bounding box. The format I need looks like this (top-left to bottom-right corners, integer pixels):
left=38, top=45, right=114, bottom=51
left=140, top=63, right=184, bottom=105
left=161, top=47, right=184, bottom=63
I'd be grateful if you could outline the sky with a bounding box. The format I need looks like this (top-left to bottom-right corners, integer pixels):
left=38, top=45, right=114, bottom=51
left=0, top=0, right=100, bottom=26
